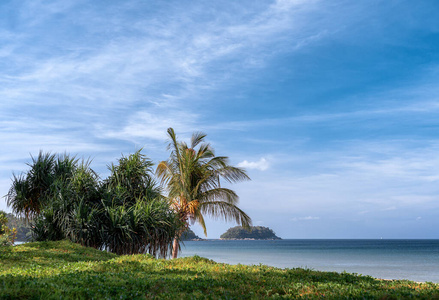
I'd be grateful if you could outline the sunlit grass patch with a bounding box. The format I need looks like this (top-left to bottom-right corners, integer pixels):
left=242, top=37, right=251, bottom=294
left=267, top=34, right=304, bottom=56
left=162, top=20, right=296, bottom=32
left=1, top=240, right=438, bottom=299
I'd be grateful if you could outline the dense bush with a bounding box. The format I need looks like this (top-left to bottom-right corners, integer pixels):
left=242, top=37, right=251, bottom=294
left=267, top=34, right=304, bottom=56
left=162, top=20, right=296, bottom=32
left=5, top=150, right=179, bottom=257
left=0, top=211, right=17, bottom=246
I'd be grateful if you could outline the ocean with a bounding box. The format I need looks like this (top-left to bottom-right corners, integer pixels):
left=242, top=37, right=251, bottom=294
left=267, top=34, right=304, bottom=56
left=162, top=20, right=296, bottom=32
left=179, top=239, right=439, bottom=283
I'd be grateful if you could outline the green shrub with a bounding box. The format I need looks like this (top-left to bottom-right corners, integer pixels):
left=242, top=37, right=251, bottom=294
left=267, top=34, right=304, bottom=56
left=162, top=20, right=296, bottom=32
left=0, top=211, right=17, bottom=246
left=5, top=151, right=179, bottom=257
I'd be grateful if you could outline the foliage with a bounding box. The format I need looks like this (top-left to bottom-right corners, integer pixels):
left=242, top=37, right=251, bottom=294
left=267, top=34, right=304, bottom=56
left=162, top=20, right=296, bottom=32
left=1, top=240, right=438, bottom=299
left=181, top=228, right=201, bottom=240
left=0, top=211, right=17, bottom=246
left=157, top=128, right=252, bottom=257
left=5, top=150, right=179, bottom=257
left=221, top=226, right=281, bottom=240
left=0, top=211, right=8, bottom=235
left=6, top=153, right=86, bottom=242
left=99, top=150, right=179, bottom=256
left=5, top=128, right=250, bottom=258
left=104, top=150, right=162, bottom=204
left=4, top=213, right=31, bottom=241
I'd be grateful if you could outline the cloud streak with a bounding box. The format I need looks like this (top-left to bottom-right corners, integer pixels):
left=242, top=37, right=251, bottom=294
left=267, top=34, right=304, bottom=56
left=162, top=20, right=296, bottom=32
left=290, top=216, right=320, bottom=222
left=238, top=158, right=270, bottom=171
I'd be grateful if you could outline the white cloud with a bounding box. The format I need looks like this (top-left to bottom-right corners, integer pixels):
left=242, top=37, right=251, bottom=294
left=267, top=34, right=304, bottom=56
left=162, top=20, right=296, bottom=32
left=238, top=158, right=269, bottom=171
left=382, top=206, right=397, bottom=211
left=290, top=216, right=320, bottom=222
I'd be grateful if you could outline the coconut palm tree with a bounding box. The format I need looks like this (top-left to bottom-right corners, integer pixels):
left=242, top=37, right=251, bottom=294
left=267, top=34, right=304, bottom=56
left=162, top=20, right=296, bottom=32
left=156, top=128, right=252, bottom=258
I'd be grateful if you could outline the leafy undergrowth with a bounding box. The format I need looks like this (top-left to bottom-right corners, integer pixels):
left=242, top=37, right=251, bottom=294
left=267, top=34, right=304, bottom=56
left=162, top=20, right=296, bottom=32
left=1, top=241, right=438, bottom=299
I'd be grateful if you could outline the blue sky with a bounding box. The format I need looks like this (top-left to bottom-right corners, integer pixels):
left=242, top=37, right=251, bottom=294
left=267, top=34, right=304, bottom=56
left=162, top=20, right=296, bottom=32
left=1, top=0, right=439, bottom=238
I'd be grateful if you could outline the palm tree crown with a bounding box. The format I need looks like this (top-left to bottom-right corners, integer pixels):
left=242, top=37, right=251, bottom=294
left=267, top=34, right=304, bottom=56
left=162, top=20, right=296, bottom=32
left=156, top=128, right=252, bottom=257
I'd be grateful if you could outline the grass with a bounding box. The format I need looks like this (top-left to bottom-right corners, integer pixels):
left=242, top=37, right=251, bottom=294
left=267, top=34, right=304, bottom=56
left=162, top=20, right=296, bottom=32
left=1, top=241, right=438, bottom=299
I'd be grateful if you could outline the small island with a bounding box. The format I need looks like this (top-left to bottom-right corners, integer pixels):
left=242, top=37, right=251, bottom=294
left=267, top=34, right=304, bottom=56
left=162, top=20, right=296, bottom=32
left=220, top=226, right=281, bottom=240
left=181, top=229, right=202, bottom=241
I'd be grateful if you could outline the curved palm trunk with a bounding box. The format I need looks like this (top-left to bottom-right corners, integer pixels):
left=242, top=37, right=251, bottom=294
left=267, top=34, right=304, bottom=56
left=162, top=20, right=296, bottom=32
left=172, top=226, right=185, bottom=259
left=171, top=236, right=179, bottom=259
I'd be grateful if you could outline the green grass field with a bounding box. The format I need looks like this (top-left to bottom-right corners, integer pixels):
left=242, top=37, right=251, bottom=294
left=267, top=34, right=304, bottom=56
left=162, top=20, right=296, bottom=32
left=1, top=240, right=438, bottom=299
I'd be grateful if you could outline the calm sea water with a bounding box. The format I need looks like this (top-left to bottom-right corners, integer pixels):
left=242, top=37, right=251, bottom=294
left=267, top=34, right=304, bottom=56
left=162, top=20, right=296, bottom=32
left=180, top=239, right=439, bottom=283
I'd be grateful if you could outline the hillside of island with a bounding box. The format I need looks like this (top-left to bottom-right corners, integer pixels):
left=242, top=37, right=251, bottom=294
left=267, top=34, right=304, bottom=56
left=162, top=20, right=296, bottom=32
left=181, top=229, right=202, bottom=241
left=220, top=226, right=281, bottom=240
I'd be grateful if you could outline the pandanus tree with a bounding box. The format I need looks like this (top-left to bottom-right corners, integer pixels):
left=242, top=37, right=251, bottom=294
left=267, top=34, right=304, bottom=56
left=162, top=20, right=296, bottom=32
left=156, top=128, right=252, bottom=258
left=6, top=152, right=99, bottom=242
left=100, top=150, right=178, bottom=256
left=6, top=150, right=179, bottom=257
left=6, top=152, right=58, bottom=220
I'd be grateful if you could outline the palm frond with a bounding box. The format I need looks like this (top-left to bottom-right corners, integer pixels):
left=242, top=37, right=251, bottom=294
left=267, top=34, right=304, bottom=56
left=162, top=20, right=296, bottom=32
left=190, top=131, right=207, bottom=148
left=199, top=201, right=252, bottom=228
left=194, top=210, right=207, bottom=236
left=197, top=188, right=239, bottom=204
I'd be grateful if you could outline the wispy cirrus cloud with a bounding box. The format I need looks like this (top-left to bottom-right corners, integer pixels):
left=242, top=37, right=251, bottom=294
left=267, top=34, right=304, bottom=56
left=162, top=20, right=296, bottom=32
left=98, top=110, right=199, bottom=143
left=2, top=0, right=330, bottom=212
left=2, top=0, right=325, bottom=106
left=0, top=0, right=329, bottom=153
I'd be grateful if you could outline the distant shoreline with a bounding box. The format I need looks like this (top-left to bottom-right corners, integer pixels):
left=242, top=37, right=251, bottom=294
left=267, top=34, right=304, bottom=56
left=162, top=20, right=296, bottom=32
left=184, top=238, right=282, bottom=241
left=180, top=239, right=439, bottom=283
left=220, top=238, right=282, bottom=240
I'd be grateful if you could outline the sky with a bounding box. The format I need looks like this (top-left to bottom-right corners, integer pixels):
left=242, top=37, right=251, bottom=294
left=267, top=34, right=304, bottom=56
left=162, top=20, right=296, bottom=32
left=1, top=0, right=439, bottom=239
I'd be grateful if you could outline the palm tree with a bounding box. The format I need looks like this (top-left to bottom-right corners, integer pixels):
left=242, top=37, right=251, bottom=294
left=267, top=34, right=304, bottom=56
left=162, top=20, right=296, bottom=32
left=156, top=128, right=252, bottom=258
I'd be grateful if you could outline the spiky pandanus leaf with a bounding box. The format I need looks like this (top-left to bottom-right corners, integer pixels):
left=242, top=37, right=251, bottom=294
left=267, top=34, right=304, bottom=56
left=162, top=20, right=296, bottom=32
left=32, top=206, right=65, bottom=241
left=6, top=174, right=31, bottom=219
left=105, top=150, right=161, bottom=205
left=6, top=152, right=57, bottom=219
left=67, top=199, right=103, bottom=249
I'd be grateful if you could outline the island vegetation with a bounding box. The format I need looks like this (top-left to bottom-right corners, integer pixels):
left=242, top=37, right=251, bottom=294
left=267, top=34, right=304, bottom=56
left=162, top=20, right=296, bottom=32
left=220, top=226, right=281, bottom=240
left=181, top=228, right=201, bottom=241
left=1, top=240, right=437, bottom=299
